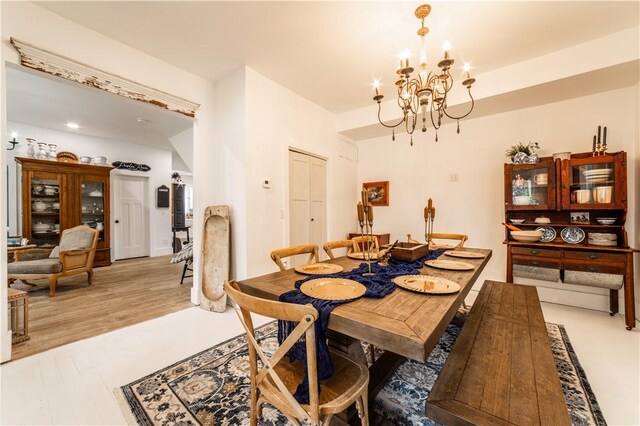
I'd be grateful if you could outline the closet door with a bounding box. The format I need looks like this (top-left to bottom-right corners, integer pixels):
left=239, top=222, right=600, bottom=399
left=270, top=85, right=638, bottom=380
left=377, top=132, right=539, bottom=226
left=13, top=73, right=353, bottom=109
left=288, top=150, right=327, bottom=266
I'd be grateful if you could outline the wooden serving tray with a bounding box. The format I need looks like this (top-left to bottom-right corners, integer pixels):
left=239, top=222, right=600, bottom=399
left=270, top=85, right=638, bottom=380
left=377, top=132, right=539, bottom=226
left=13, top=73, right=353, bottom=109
left=388, top=242, right=430, bottom=262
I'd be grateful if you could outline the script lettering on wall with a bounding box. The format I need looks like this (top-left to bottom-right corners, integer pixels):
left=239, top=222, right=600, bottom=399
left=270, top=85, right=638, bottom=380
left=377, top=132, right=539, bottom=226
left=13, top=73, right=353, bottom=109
left=10, top=37, right=200, bottom=118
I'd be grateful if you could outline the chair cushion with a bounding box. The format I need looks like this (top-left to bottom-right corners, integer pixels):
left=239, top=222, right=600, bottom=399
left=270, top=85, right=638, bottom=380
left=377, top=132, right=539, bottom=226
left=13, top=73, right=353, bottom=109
left=171, top=242, right=194, bottom=264
left=50, top=227, right=95, bottom=258
left=8, top=259, right=63, bottom=274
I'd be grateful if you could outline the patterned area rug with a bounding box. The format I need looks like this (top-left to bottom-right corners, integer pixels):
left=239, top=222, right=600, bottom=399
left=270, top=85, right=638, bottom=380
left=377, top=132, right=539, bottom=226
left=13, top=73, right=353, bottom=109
left=117, top=322, right=605, bottom=426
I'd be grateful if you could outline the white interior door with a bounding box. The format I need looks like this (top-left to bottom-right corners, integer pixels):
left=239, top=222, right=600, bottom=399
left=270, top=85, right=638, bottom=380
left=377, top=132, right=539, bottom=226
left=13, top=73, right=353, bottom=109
left=289, top=150, right=327, bottom=266
left=113, top=174, right=149, bottom=260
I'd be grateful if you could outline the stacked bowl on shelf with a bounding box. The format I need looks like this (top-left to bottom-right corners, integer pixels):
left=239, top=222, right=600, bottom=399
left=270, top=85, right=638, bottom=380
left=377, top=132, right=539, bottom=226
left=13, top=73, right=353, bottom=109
left=588, top=233, right=617, bottom=246
left=582, top=168, right=612, bottom=184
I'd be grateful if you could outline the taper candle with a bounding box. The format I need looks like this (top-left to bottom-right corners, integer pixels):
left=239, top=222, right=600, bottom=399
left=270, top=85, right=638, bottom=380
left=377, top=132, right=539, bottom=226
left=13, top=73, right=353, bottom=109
left=366, top=205, right=374, bottom=222
left=593, top=135, right=596, bottom=153
left=357, top=202, right=365, bottom=222
left=603, top=126, right=607, bottom=147
left=424, top=206, right=429, bottom=220
left=431, top=207, right=436, bottom=220
left=361, top=190, right=368, bottom=206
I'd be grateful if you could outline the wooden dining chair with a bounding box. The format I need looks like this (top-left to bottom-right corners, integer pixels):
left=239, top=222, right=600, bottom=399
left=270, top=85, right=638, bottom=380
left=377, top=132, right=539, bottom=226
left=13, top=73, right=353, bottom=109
left=270, top=244, right=319, bottom=271
left=224, top=281, right=370, bottom=426
left=322, top=240, right=354, bottom=259
left=350, top=236, right=379, bottom=253
left=427, top=233, right=468, bottom=250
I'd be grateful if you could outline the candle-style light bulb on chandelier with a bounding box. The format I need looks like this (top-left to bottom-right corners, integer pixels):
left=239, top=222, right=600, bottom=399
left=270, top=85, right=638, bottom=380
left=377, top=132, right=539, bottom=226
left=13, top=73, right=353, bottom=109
left=372, top=4, right=476, bottom=146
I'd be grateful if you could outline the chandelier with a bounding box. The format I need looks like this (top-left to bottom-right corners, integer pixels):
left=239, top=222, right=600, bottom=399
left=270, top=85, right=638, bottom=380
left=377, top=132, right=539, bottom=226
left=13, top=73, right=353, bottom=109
left=372, top=4, right=476, bottom=145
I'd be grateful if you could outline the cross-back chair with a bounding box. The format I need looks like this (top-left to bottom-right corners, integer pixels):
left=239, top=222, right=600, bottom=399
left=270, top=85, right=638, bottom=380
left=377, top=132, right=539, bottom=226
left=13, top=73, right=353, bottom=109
left=270, top=244, right=319, bottom=271
left=350, top=236, right=379, bottom=254
left=224, top=281, right=369, bottom=426
left=322, top=240, right=354, bottom=259
left=427, top=233, right=468, bottom=250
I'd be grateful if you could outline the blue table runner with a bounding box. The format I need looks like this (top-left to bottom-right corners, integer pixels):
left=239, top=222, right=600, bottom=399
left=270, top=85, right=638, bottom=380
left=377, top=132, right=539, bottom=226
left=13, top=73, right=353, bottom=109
left=278, top=250, right=445, bottom=403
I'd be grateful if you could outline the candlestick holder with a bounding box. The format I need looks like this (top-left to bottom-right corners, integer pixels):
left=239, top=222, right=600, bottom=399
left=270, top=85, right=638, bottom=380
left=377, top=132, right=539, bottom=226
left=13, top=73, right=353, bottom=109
left=424, top=198, right=435, bottom=246
left=362, top=205, right=376, bottom=276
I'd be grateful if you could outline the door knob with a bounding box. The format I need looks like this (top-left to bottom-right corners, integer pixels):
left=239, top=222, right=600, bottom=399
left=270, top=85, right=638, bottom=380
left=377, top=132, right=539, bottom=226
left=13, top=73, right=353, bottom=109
left=115, top=220, right=120, bottom=224
left=311, top=218, right=314, bottom=221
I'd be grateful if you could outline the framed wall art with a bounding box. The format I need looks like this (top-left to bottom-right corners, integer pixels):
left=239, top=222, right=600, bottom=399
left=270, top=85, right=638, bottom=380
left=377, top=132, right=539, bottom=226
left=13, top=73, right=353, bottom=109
left=363, top=181, right=389, bottom=206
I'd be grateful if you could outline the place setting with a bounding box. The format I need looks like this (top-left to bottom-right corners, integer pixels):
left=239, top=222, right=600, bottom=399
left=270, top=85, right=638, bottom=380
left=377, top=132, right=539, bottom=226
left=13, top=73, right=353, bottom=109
left=425, top=259, right=475, bottom=271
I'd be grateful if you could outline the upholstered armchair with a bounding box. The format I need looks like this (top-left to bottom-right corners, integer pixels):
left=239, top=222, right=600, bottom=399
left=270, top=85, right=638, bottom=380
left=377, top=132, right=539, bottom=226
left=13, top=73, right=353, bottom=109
left=8, top=225, right=99, bottom=297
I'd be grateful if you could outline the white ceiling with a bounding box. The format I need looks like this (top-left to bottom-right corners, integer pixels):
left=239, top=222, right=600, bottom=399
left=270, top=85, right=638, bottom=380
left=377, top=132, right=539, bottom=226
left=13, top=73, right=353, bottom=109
left=36, top=1, right=640, bottom=114
left=6, top=66, right=194, bottom=150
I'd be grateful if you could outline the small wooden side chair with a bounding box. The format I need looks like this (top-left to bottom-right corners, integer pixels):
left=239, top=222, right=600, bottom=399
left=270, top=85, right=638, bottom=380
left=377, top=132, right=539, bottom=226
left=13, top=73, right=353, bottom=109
left=427, top=233, right=468, bottom=250
left=350, top=236, right=379, bottom=253
left=224, top=281, right=369, bottom=426
left=322, top=240, right=354, bottom=259
left=270, top=244, right=319, bottom=271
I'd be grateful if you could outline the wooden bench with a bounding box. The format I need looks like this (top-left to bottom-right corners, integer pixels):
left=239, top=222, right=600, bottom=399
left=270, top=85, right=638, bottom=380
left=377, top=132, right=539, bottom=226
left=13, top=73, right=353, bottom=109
left=426, top=280, right=570, bottom=426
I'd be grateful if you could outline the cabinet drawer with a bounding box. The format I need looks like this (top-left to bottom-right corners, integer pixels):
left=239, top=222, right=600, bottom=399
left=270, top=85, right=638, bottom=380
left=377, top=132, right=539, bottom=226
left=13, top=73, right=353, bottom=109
left=512, top=247, right=559, bottom=258
left=564, top=251, right=626, bottom=263
left=513, top=256, right=560, bottom=269
left=563, top=260, right=624, bottom=275
left=93, top=249, right=111, bottom=267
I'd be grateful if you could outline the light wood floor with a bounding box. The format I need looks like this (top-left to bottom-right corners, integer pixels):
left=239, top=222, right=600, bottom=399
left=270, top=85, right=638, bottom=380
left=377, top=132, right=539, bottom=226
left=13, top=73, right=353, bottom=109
left=9, top=255, right=194, bottom=360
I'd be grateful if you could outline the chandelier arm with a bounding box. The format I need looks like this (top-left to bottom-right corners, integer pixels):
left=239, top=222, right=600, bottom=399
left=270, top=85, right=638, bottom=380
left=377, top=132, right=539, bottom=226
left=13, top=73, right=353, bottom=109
left=429, top=102, right=440, bottom=130
left=377, top=102, right=406, bottom=129
left=442, top=89, right=475, bottom=120
left=407, top=79, right=420, bottom=116
left=405, top=110, right=418, bottom=134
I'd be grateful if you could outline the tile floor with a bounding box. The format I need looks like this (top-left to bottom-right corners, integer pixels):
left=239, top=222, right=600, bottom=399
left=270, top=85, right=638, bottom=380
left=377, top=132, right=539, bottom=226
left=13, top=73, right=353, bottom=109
left=0, top=303, right=638, bottom=425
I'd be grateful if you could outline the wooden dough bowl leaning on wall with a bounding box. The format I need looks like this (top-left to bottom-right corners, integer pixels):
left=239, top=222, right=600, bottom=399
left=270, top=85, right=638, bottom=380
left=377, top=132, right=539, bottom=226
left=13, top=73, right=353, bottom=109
left=8, top=225, right=99, bottom=297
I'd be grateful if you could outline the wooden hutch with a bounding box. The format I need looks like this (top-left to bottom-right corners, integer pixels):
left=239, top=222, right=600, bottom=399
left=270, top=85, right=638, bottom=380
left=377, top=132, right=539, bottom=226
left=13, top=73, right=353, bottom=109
left=16, top=157, right=113, bottom=267
left=504, top=151, right=635, bottom=330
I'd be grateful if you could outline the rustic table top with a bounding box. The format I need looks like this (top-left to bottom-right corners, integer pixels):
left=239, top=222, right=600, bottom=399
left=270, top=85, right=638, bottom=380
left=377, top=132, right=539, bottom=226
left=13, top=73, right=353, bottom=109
left=236, top=248, right=492, bottom=362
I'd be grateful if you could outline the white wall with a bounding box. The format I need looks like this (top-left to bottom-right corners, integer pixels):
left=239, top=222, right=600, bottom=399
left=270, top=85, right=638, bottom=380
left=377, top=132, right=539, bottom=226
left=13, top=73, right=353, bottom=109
left=213, top=67, right=248, bottom=280
left=357, top=85, right=639, bottom=319
left=169, top=128, right=194, bottom=172
left=7, top=122, right=174, bottom=257
left=244, top=67, right=358, bottom=278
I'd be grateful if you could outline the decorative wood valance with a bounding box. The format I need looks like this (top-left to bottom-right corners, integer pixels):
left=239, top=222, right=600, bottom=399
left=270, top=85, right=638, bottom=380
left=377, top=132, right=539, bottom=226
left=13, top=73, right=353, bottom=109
left=10, top=37, right=200, bottom=118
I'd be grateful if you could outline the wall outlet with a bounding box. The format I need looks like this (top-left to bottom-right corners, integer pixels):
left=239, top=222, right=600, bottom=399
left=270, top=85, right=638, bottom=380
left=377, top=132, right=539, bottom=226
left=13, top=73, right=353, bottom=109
left=262, top=178, right=271, bottom=189
left=449, top=173, right=459, bottom=182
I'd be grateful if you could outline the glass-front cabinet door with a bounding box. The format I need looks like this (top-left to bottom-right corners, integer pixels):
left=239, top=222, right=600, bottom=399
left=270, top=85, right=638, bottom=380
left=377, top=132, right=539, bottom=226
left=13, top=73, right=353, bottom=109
left=24, top=171, right=66, bottom=248
left=561, top=152, right=625, bottom=210
left=504, top=158, right=557, bottom=210
left=80, top=178, right=106, bottom=245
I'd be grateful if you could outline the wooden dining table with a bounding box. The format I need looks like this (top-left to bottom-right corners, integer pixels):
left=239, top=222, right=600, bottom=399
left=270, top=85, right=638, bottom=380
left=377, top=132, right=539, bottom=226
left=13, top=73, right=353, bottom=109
left=236, top=247, right=492, bottom=410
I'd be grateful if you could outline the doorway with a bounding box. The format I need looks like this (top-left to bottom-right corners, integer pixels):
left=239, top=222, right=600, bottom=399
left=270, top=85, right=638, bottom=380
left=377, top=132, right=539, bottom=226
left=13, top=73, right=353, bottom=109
left=288, top=150, right=327, bottom=266
left=113, top=173, right=150, bottom=260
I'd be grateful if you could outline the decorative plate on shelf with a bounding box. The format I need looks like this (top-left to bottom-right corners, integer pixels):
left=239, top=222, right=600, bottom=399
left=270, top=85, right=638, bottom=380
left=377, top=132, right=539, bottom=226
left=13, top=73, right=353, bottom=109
left=425, top=259, right=475, bottom=271
left=444, top=250, right=485, bottom=259
left=294, top=263, right=343, bottom=275
left=393, top=275, right=460, bottom=294
left=300, top=278, right=366, bottom=301
left=535, top=226, right=556, bottom=243
left=560, top=226, right=585, bottom=244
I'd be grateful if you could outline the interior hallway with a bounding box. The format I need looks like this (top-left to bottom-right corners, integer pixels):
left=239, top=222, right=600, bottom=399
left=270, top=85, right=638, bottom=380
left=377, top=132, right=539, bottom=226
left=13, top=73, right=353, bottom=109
left=8, top=255, right=193, bottom=360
